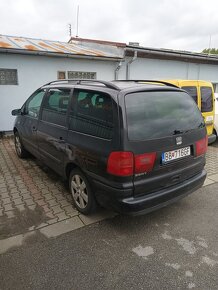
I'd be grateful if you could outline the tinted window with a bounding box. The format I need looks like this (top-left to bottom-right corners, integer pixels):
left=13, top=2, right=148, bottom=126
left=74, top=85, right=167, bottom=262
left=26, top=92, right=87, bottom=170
left=125, top=91, right=204, bottom=141
left=41, top=88, right=70, bottom=126
left=26, top=90, right=45, bottom=118
left=69, top=90, right=113, bottom=139
left=201, top=87, right=213, bottom=112
left=181, top=86, right=198, bottom=104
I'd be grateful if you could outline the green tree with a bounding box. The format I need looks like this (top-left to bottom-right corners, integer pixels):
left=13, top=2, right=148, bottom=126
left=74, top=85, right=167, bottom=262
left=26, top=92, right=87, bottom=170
left=202, top=48, right=218, bottom=54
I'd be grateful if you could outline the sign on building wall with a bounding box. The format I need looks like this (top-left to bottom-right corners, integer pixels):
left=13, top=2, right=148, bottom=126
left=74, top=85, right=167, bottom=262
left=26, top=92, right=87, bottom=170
left=57, top=70, right=96, bottom=80
left=0, top=69, right=18, bottom=85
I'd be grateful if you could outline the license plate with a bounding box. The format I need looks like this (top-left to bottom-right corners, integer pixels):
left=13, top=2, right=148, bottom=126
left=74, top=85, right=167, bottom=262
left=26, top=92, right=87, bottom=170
left=162, top=146, right=191, bottom=163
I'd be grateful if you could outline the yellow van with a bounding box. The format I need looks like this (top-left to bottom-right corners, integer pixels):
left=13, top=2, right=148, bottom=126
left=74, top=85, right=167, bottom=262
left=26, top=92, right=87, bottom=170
left=163, top=80, right=216, bottom=144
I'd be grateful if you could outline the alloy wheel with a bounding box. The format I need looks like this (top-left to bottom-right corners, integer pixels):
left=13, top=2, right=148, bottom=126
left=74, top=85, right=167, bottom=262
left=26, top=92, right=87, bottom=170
left=71, top=174, right=88, bottom=209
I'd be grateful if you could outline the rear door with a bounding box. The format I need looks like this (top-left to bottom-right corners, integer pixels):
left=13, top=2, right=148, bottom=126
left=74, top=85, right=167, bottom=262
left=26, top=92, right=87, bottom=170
left=67, top=87, right=119, bottom=183
left=124, top=89, right=206, bottom=196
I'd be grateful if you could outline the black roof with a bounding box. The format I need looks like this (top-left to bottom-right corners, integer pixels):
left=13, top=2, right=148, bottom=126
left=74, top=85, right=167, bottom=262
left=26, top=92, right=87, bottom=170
left=41, top=79, right=180, bottom=92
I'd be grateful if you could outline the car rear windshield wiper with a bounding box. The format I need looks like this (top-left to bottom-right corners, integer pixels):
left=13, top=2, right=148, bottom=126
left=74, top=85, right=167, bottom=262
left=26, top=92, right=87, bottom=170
left=198, top=122, right=205, bottom=128
left=173, top=129, right=183, bottom=135
left=173, top=124, right=204, bottom=135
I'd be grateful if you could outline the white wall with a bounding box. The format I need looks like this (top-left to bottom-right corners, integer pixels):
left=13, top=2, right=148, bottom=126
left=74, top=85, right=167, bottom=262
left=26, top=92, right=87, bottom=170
left=0, top=53, right=117, bottom=131
left=119, top=57, right=218, bottom=83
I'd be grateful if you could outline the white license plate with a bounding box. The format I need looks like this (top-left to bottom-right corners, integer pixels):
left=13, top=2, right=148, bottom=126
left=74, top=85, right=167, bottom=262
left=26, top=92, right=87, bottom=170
left=162, top=146, right=191, bottom=163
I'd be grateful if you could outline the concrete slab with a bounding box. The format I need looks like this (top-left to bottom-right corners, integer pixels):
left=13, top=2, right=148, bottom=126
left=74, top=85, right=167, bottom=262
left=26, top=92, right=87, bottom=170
left=39, top=217, right=84, bottom=238
left=0, top=231, right=35, bottom=254
left=203, top=178, right=215, bottom=187
left=207, top=173, right=218, bottom=182
left=79, top=210, right=117, bottom=226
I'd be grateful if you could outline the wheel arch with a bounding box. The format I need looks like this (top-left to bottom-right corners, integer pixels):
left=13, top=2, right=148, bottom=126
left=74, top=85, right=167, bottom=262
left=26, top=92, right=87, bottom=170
left=65, top=162, right=78, bottom=180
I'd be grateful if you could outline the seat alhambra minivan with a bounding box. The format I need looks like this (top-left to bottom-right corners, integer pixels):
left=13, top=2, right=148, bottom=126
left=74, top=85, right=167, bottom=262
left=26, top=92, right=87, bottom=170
left=12, top=79, right=207, bottom=215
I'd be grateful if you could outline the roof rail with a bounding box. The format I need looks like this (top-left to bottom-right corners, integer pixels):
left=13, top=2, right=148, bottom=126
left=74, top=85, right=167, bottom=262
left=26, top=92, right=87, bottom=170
left=113, top=80, right=179, bottom=88
left=42, top=79, right=120, bottom=90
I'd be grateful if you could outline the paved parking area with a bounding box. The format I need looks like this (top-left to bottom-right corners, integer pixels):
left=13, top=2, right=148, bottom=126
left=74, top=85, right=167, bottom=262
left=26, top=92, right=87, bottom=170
left=0, top=137, right=115, bottom=246
left=0, top=136, right=218, bottom=252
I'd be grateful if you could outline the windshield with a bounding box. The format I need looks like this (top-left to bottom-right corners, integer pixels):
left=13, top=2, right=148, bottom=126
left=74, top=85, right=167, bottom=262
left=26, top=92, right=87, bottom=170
left=125, top=91, right=204, bottom=141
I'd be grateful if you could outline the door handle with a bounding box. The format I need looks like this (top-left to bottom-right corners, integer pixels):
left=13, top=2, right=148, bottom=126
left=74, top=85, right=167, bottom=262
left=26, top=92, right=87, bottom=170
left=59, top=137, right=65, bottom=143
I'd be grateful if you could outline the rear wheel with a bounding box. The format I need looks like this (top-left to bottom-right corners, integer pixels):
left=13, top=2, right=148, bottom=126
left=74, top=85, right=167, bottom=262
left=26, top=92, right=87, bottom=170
left=69, top=169, right=97, bottom=215
left=14, top=131, right=28, bottom=158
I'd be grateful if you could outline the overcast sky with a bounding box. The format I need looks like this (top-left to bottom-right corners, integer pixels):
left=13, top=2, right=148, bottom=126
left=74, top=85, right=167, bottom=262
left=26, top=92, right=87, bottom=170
left=1, top=0, right=218, bottom=52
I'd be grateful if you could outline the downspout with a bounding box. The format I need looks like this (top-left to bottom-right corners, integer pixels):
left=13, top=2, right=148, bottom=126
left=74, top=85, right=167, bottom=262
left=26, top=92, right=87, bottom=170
left=126, top=50, right=137, bottom=80
left=114, top=61, right=122, bottom=80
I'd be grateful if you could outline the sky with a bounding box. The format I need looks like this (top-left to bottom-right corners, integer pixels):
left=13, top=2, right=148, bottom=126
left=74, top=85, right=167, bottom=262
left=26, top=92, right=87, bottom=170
left=1, top=0, right=218, bottom=52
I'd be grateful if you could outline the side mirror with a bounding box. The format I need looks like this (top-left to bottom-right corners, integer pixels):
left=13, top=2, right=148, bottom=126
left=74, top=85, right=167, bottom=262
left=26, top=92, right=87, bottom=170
left=11, top=109, right=21, bottom=116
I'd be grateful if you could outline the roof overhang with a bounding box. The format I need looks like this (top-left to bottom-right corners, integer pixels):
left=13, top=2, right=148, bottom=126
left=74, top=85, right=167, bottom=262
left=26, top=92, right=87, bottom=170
left=0, top=48, right=122, bottom=62
left=125, top=46, right=218, bottom=65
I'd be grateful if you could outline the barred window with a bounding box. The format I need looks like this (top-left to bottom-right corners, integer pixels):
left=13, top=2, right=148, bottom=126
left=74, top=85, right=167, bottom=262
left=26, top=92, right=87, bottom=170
left=0, top=69, right=18, bottom=85
left=67, top=71, right=96, bottom=80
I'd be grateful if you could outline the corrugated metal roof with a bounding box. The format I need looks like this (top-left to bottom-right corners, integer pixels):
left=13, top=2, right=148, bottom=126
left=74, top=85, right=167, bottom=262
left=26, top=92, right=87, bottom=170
left=0, top=34, right=122, bottom=59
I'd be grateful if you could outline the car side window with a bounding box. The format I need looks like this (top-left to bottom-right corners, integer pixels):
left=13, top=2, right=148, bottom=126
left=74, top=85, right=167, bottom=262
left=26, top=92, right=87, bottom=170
left=25, top=90, right=45, bottom=118
left=69, top=89, right=113, bottom=139
left=201, top=87, right=213, bottom=112
left=41, top=88, right=71, bottom=126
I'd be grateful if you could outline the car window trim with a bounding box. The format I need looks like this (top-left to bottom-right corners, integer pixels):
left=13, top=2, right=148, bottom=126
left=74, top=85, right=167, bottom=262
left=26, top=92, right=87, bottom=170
left=39, top=87, right=74, bottom=128
left=24, top=88, right=48, bottom=119
left=68, top=87, right=114, bottom=139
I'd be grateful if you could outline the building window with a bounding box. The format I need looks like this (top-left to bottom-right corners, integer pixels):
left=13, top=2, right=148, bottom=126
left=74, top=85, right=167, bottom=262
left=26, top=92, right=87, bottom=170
left=0, top=69, right=18, bottom=85
left=68, top=71, right=97, bottom=80
left=57, top=71, right=66, bottom=79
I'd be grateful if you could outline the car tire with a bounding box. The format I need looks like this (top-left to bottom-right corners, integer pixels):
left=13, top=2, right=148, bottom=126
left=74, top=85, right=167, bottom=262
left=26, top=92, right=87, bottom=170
left=14, top=131, right=29, bottom=158
left=69, top=168, right=97, bottom=215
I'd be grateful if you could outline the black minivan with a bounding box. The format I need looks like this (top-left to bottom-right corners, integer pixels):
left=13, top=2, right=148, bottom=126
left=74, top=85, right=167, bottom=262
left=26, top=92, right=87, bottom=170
left=12, top=80, right=207, bottom=215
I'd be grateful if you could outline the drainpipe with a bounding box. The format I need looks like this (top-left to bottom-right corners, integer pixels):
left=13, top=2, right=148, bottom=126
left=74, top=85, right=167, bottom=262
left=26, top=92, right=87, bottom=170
left=126, top=50, right=137, bottom=80
left=186, top=62, right=189, bottom=79
left=114, top=61, right=122, bottom=80
left=197, top=64, right=200, bottom=80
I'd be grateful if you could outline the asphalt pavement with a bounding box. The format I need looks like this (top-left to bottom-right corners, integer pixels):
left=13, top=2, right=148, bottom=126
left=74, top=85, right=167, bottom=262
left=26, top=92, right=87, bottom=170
left=0, top=181, right=218, bottom=290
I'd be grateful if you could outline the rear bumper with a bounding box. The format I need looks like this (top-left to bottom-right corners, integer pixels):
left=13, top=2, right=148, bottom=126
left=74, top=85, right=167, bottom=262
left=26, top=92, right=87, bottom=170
left=208, top=133, right=216, bottom=144
left=94, top=170, right=206, bottom=215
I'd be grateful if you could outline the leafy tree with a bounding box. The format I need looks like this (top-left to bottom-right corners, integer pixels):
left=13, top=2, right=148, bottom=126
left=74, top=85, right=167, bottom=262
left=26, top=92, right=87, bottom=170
left=202, top=48, right=218, bottom=54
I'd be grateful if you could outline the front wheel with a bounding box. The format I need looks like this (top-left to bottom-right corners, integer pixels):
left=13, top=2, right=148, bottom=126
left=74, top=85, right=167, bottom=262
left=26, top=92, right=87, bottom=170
left=69, top=169, right=97, bottom=215
left=14, top=131, right=29, bottom=158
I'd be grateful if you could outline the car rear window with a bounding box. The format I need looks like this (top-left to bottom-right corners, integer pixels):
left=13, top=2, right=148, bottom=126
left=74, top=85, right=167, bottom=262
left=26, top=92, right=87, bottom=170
left=125, top=91, right=204, bottom=141
left=181, top=86, right=198, bottom=104
left=200, top=87, right=213, bottom=112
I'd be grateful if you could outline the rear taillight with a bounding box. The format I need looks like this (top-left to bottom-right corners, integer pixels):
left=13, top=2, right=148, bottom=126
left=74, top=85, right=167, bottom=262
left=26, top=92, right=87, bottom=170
left=135, top=152, right=157, bottom=173
left=107, top=151, right=156, bottom=176
left=196, top=136, right=208, bottom=156
left=107, top=151, right=134, bottom=176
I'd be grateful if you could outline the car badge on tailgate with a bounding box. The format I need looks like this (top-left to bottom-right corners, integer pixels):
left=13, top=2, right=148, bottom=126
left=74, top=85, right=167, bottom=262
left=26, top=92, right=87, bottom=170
left=176, top=136, right=182, bottom=145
